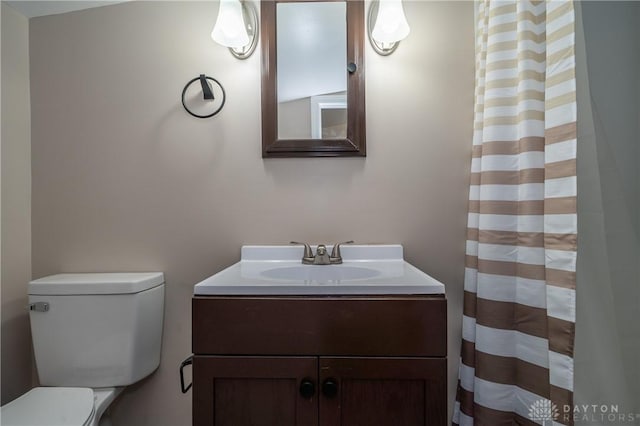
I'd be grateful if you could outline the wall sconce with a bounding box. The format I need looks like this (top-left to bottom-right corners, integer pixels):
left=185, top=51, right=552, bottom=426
left=368, top=0, right=410, bottom=56
left=211, top=0, right=258, bottom=59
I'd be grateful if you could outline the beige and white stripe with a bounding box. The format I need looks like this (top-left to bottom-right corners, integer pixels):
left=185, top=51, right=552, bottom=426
left=454, top=1, right=577, bottom=425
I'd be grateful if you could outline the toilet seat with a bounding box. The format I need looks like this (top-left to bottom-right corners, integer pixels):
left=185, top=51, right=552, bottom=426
left=0, top=387, right=95, bottom=426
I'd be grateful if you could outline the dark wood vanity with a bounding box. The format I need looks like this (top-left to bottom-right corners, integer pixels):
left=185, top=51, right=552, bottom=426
left=192, top=295, right=447, bottom=426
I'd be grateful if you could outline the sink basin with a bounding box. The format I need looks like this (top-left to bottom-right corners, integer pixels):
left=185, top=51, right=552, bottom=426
left=260, top=265, right=380, bottom=282
left=194, top=244, right=445, bottom=296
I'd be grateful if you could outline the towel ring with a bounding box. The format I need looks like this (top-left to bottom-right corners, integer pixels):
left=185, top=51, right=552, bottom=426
left=181, top=74, right=226, bottom=119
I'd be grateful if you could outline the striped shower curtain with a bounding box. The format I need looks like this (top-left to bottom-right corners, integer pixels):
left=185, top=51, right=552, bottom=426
left=453, top=1, right=578, bottom=425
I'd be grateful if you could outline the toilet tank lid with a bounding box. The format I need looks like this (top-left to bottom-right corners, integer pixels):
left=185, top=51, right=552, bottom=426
left=29, top=272, right=165, bottom=295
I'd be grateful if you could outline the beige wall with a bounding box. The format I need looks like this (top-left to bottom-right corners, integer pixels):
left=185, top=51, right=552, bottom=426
left=574, top=2, right=640, bottom=418
left=1, top=1, right=33, bottom=406
left=278, top=97, right=312, bottom=139
left=28, top=1, right=474, bottom=424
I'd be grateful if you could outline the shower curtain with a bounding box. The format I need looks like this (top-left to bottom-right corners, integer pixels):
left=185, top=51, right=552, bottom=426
left=453, top=1, right=578, bottom=425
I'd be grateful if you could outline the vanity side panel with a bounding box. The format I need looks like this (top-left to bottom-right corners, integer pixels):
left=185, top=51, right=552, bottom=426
left=192, top=296, right=446, bottom=357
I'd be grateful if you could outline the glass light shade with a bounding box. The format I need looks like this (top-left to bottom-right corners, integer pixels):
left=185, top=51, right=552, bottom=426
left=371, top=0, right=410, bottom=44
left=211, top=0, right=250, bottom=48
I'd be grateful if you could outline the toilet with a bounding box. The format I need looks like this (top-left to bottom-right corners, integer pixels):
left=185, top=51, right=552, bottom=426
left=0, top=272, right=165, bottom=426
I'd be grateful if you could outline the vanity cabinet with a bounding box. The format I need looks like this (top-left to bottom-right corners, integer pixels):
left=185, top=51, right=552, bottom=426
left=192, top=296, right=447, bottom=426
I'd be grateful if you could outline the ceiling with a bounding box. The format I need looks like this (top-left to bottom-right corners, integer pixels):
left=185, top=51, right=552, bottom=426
left=277, top=2, right=347, bottom=102
left=5, top=1, right=128, bottom=18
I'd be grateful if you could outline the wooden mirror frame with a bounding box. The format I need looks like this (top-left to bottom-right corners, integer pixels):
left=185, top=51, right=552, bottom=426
left=261, top=0, right=366, bottom=158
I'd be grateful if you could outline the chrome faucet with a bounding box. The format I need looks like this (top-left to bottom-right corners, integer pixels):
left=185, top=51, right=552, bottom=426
left=329, top=241, right=354, bottom=264
left=291, top=241, right=354, bottom=265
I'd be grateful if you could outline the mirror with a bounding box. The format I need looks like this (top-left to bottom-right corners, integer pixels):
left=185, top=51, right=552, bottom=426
left=277, top=2, right=347, bottom=140
left=261, top=0, right=366, bottom=157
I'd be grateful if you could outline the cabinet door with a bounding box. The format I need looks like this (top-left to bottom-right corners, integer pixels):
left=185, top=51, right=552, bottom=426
left=193, top=356, right=318, bottom=426
left=319, top=357, right=447, bottom=426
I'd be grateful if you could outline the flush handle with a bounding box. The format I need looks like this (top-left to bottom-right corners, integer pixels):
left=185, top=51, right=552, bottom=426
left=27, top=302, right=49, bottom=312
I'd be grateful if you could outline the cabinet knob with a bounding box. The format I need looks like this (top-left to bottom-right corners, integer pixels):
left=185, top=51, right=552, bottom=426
left=299, top=378, right=316, bottom=399
left=322, top=378, right=338, bottom=398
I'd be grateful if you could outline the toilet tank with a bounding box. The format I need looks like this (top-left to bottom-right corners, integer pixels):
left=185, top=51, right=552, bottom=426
left=28, top=272, right=165, bottom=387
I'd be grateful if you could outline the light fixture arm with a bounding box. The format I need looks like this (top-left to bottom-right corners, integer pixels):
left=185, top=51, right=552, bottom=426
left=229, top=1, right=258, bottom=60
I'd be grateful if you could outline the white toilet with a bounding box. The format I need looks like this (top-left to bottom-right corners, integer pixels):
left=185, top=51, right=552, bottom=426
left=0, top=272, right=165, bottom=426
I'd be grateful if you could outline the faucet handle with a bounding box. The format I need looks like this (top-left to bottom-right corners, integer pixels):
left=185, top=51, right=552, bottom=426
left=291, top=241, right=313, bottom=259
left=330, top=241, right=354, bottom=263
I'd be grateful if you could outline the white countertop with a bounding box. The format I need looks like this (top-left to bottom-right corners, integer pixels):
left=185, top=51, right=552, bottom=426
left=194, top=245, right=445, bottom=296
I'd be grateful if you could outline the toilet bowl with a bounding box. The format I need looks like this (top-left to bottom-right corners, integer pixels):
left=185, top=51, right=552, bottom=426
left=0, top=387, right=123, bottom=426
left=0, top=273, right=164, bottom=426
